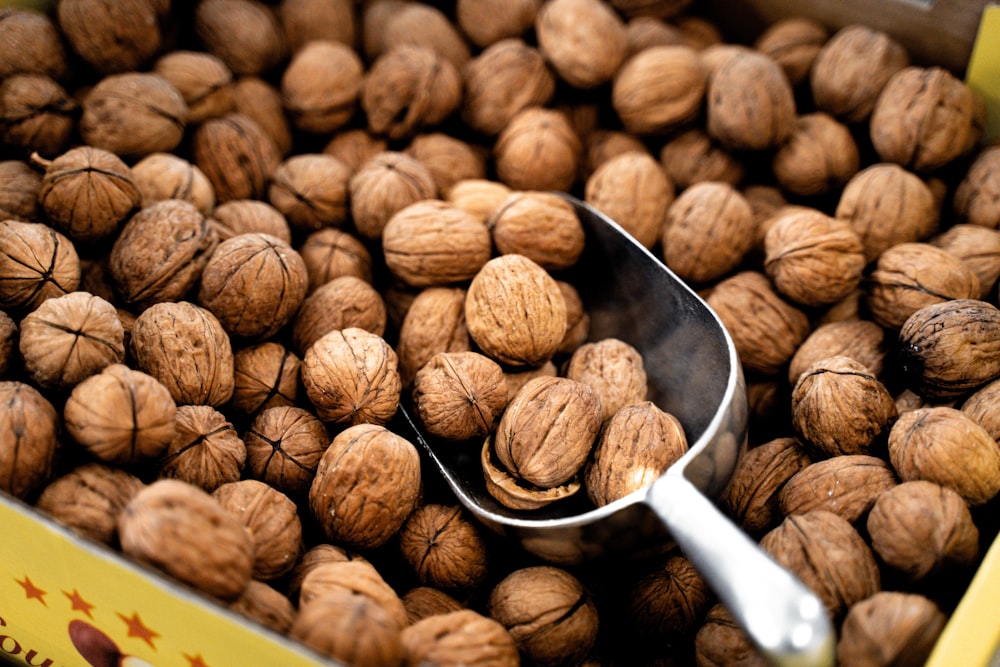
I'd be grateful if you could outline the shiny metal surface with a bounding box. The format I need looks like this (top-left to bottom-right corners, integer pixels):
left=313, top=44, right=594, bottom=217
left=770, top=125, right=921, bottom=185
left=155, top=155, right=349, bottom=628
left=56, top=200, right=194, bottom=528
left=397, top=195, right=834, bottom=666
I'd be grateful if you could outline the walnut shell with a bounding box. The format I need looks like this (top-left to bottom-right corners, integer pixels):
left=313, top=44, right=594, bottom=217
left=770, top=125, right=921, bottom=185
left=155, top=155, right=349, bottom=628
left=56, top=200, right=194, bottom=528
left=194, top=0, right=287, bottom=76
left=867, top=480, right=979, bottom=581
left=493, top=107, right=582, bottom=192
left=209, top=199, right=291, bottom=244
left=405, top=132, right=487, bottom=199
left=290, top=588, right=404, bottom=667
left=722, top=437, right=812, bottom=537
left=131, top=152, right=215, bottom=216
left=397, top=287, right=471, bottom=387
left=837, top=592, right=946, bottom=667
left=349, top=151, right=437, bottom=241
left=192, top=113, right=282, bottom=203
left=230, top=342, right=301, bottom=417
left=118, top=479, right=254, bottom=601
left=131, top=301, right=235, bottom=406
left=583, top=149, right=675, bottom=247
left=301, top=328, right=401, bottom=426
left=265, top=154, right=351, bottom=233
left=213, top=479, right=303, bottom=580
left=402, top=586, right=465, bottom=624
left=57, top=0, right=161, bottom=74
left=398, top=503, right=490, bottom=593
left=279, top=0, right=356, bottom=53
left=772, top=112, right=859, bottom=197
left=0, top=220, right=79, bottom=314
left=0, top=381, right=58, bottom=500
left=230, top=76, right=293, bottom=157
left=298, top=558, right=402, bottom=617
left=309, top=423, right=421, bottom=549
left=35, top=462, right=145, bottom=546
left=156, top=405, right=245, bottom=492
left=292, top=276, right=386, bottom=355
left=788, top=320, right=887, bottom=387
left=19, top=291, right=125, bottom=391
left=109, top=199, right=218, bottom=310
left=153, top=50, right=234, bottom=124
left=287, top=542, right=368, bottom=601
left=281, top=40, right=363, bottom=134
left=0, top=159, right=42, bottom=222
left=625, top=553, right=711, bottom=640
left=481, top=436, right=582, bottom=510
left=0, top=310, right=18, bottom=378
left=962, top=377, right=1000, bottom=441
left=779, top=455, right=897, bottom=523
left=413, top=351, right=507, bottom=441
left=887, top=406, right=1000, bottom=506
left=753, top=17, right=828, bottom=86
left=953, top=145, right=1000, bottom=229
left=0, top=8, right=68, bottom=81
left=612, top=45, right=706, bottom=135
left=0, top=74, right=76, bottom=158
left=565, top=338, right=648, bottom=422
left=488, top=565, right=599, bottom=665
left=706, top=50, right=795, bottom=151
left=931, top=224, right=1000, bottom=299
left=64, top=364, right=177, bottom=466
left=373, top=2, right=471, bottom=69
left=243, top=405, right=327, bottom=498
left=465, top=254, right=567, bottom=368
left=455, top=0, right=537, bottom=48
left=400, top=609, right=519, bottom=667
left=488, top=191, right=586, bottom=271
left=298, top=227, right=373, bottom=291
left=323, top=128, right=388, bottom=175
left=536, top=0, right=627, bottom=89
left=759, top=510, right=880, bottom=621
left=229, top=580, right=297, bottom=634
left=694, top=603, right=768, bottom=667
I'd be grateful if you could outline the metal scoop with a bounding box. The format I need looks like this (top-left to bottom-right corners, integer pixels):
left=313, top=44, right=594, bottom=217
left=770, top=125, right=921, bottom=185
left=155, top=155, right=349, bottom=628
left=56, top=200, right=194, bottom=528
left=396, top=194, right=834, bottom=667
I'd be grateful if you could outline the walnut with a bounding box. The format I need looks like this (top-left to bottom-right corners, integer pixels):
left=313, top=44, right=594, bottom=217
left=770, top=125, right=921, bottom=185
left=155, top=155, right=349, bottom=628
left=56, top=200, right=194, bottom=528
left=299, top=228, right=373, bottom=291
left=297, top=560, right=408, bottom=629
left=759, top=510, right=880, bottom=621
left=657, top=128, right=743, bottom=192
left=228, top=580, right=296, bottom=634
left=722, top=437, right=812, bottom=537
left=292, top=276, right=386, bottom=355
left=157, top=405, right=245, bottom=492
left=460, top=38, right=555, bottom=137
left=554, top=282, right=589, bottom=357
left=382, top=200, right=493, bottom=288
left=931, top=224, right=1000, bottom=298
left=362, top=45, right=461, bottom=141
left=349, top=151, right=437, bottom=241
left=131, top=301, right=235, bottom=406
left=612, top=45, right=706, bottom=135
left=194, top=0, right=287, bottom=76
left=772, top=112, right=859, bottom=197
left=198, top=232, right=308, bottom=341
left=0, top=74, right=76, bottom=158
left=400, top=609, right=519, bottom=667
left=405, top=133, right=487, bottom=199
left=494, top=376, right=602, bottom=488
left=398, top=503, right=490, bottom=593
left=488, top=565, right=599, bottom=665
left=953, top=145, right=1000, bottom=229
left=278, top=0, right=356, bottom=53
left=836, top=163, right=938, bottom=263
left=229, top=342, right=300, bottom=417
left=323, top=128, right=387, bottom=175
left=809, top=25, right=909, bottom=123
left=373, top=2, right=471, bottom=69
left=788, top=320, right=887, bottom=387
left=897, top=299, right=1000, bottom=399
left=209, top=199, right=291, bottom=244
left=18, top=291, right=124, bottom=391
left=456, top=0, right=538, bottom=48
left=309, top=423, right=420, bottom=549
left=763, top=208, right=866, bottom=308
left=0, top=310, right=17, bottom=378
left=661, top=181, right=754, bottom=284
left=582, top=130, right=648, bottom=179
left=837, top=592, right=947, bottom=667
left=289, top=588, right=404, bottom=667
left=0, top=381, right=58, bottom=500
left=694, top=603, right=768, bottom=667
left=488, top=191, right=586, bottom=271
left=624, top=16, right=685, bottom=57
left=583, top=151, right=673, bottom=250
left=56, top=0, right=162, bottom=74
left=243, top=405, right=327, bottom=498
left=230, top=76, right=293, bottom=156
left=192, top=113, right=282, bottom=203
left=706, top=271, right=811, bottom=377
left=565, top=338, right=648, bottom=422
left=706, top=50, right=796, bottom=151
left=779, top=455, right=897, bottom=523
left=64, top=364, right=177, bottom=466
left=153, top=50, right=234, bottom=124
left=131, top=153, right=215, bottom=216
left=743, top=185, right=788, bottom=239
left=585, top=401, right=686, bottom=506
left=753, top=17, right=829, bottom=86
left=281, top=40, right=363, bottom=135
left=962, top=377, right=1000, bottom=441
left=397, top=287, right=471, bottom=387
left=413, top=351, right=507, bottom=441
left=867, top=480, right=979, bottom=581
left=465, top=254, right=568, bottom=368
left=266, top=154, right=352, bottom=234
left=887, top=406, right=1000, bottom=506
left=213, top=479, right=303, bottom=581
left=402, top=587, right=465, bottom=624
left=675, top=15, right=724, bottom=50
left=118, top=479, right=254, bottom=601
left=625, top=553, right=711, bottom=641
left=0, top=8, right=68, bottom=81
left=35, top=462, right=145, bottom=546
left=536, top=0, right=627, bottom=89
left=0, top=159, right=42, bottom=221
left=79, top=72, right=188, bottom=160
left=870, top=67, right=982, bottom=173
left=866, top=243, right=981, bottom=329
left=287, top=542, right=368, bottom=601
left=481, top=436, right=582, bottom=510
left=109, top=200, right=215, bottom=309
left=0, top=220, right=79, bottom=314
left=494, top=107, right=582, bottom=192
left=791, top=356, right=897, bottom=458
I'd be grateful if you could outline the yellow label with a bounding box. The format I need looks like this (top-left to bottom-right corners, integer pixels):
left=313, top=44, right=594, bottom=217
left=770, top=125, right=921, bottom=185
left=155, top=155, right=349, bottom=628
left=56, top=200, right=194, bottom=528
left=966, top=4, right=1000, bottom=144
left=0, top=496, right=332, bottom=667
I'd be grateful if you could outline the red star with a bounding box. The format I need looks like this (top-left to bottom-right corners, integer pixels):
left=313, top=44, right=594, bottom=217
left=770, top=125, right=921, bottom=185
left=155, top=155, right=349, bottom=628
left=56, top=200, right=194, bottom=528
left=63, top=589, right=95, bottom=618
left=183, top=654, right=210, bottom=667
left=117, top=611, right=160, bottom=650
left=15, top=576, right=47, bottom=605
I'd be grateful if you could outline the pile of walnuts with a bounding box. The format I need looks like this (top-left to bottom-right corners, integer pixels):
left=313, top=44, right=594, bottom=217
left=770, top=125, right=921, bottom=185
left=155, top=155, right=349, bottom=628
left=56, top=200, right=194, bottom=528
left=1, top=1, right=999, bottom=666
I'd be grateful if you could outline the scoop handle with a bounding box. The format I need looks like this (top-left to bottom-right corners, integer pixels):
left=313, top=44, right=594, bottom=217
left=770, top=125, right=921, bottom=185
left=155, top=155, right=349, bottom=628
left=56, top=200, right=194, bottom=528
left=646, top=473, right=835, bottom=667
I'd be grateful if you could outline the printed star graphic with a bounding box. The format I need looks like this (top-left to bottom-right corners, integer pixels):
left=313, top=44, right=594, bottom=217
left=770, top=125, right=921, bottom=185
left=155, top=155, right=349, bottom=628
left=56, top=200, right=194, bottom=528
left=118, top=611, right=160, bottom=650
left=183, top=653, right=210, bottom=667
left=64, top=589, right=95, bottom=618
left=15, top=575, right=47, bottom=605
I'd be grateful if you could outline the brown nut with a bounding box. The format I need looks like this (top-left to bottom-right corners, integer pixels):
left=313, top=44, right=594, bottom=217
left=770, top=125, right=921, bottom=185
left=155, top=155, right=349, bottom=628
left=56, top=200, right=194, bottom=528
left=0, top=220, right=79, bottom=314
left=397, top=287, right=471, bottom=387
left=398, top=503, right=490, bottom=593
left=837, top=592, right=947, bottom=667
left=297, top=560, right=407, bottom=628
left=456, top=0, right=538, bottom=48
left=0, top=159, right=43, bottom=222
left=213, top=479, right=303, bottom=581
left=565, top=338, right=648, bottom=422
left=156, top=405, right=245, bottom=492
left=228, top=580, right=296, bottom=635
left=118, top=479, right=254, bottom=602
left=400, top=609, right=519, bottom=667
left=298, top=227, right=373, bottom=292
left=309, top=423, right=421, bottom=549
left=267, top=153, right=351, bottom=233
left=779, top=455, right=897, bottom=523
left=194, top=0, right=287, bottom=76
left=230, top=76, right=293, bottom=157
left=753, top=17, right=829, bottom=86
left=625, top=553, right=711, bottom=641
left=402, top=586, right=465, bottom=624
left=152, top=50, right=234, bottom=124
left=290, top=588, right=404, bottom=667
left=493, top=107, right=582, bottom=192
left=131, top=152, right=215, bottom=216
left=584, top=151, right=674, bottom=250
left=208, top=199, right=291, bottom=244
left=535, top=0, right=627, bottom=89
left=772, top=112, right=860, bottom=197
left=0, top=381, right=59, bottom=500
left=962, top=377, right=1000, bottom=441
left=788, top=320, right=887, bottom=387
left=953, top=145, right=1000, bottom=229
left=243, top=405, right=328, bottom=499
left=281, top=40, right=363, bottom=135
left=57, top=0, right=161, bottom=75
left=488, top=191, right=586, bottom=271
left=291, top=275, right=387, bottom=355
left=229, top=342, right=301, bottom=418
left=931, top=224, right=1000, bottom=299
left=412, top=351, right=507, bottom=441
left=481, top=436, right=582, bottom=511
left=191, top=113, right=282, bottom=203
left=658, top=128, right=744, bottom=192
left=695, top=603, right=768, bottom=667
left=349, top=151, right=437, bottom=241
left=0, top=8, right=68, bottom=81
left=706, top=50, right=796, bottom=151
left=612, top=45, right=706, bottom=135
left=722, top=437, right=812, bottom=537
left=405, top=132, right=487, bottom=199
